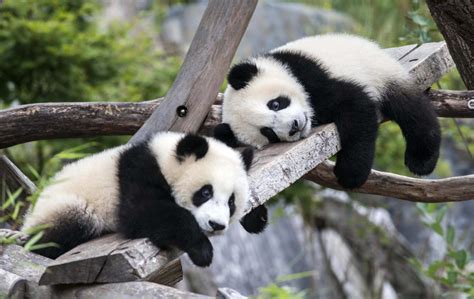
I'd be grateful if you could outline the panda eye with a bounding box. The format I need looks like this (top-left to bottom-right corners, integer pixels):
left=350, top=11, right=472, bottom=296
left=267, top=96, right=291, bottom=111
left=228, top=193, right=236, bottom=217
left=193, top=184, right=213, bottom=207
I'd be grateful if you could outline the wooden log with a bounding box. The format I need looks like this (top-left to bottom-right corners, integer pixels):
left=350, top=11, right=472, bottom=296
left=427, top=0, right=474, bottom=89
left=305, top=161, right=474, bottom=203
left=0, top=244, right=51, bottom=297
left=0, top=155, right=36, bottom=195
left=39, top=234, right=182, bottom=285
left=429, top=89, right=474, bottom=118
left=129, top=0, right=257, bottom=143
left=216, top=287, right=248, bottom=299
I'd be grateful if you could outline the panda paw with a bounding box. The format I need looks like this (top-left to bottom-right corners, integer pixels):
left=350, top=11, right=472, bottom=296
left=187, top=236, right=213, bottom=267
left=334, top=163, right=369, bottom=189
left=240, top=204, right=268, bottom=234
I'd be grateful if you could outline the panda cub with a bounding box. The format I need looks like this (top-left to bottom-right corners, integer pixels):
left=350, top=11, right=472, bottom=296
left=217, top=33, right=441, bottom=188
left=22, top=132, right=267, bottom=267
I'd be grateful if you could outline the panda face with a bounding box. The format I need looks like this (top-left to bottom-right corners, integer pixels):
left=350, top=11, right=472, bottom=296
left=223, top=58, right=313, bottom=148
left=150, top=133, right=251, bottom=235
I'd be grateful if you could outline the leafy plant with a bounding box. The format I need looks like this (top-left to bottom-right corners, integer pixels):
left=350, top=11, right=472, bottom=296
left=411, top=203, right=474, bottom=297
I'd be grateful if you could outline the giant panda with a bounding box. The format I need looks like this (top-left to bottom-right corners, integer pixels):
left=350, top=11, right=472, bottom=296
left=21, top=132, right=267, bottom=267
left=216, top=33, right=441, bottom=189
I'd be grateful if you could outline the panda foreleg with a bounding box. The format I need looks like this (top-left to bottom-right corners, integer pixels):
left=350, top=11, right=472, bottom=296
left=381, top=87, right=441, bottom=175
left=120, top=200, right=213, bottom=267
left=333, top=99, right=379, bottom=189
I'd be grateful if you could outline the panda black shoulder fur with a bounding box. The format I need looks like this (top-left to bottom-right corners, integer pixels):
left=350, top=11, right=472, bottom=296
left=216, top=33, right=441, bottom=188
left=22, top=132, right=267, bottom=266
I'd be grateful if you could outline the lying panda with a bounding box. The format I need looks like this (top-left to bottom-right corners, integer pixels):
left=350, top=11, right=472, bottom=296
left=216, top=33, right=441, bottom=188
left=22, top=132, right=267, bottom=267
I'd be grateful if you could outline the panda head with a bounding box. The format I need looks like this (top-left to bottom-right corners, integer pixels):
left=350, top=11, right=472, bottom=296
left=222, top=58, right=313, bottom=148
left=150, top=132, right=254, bottom=235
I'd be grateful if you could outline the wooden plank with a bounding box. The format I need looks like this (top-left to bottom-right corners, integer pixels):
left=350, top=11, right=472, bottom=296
left=384, top=44, right=418, bottom=60
left=39, top=234, right=181, bottom=285
left=0, top=244, right=51, bottom=297
left=0, top=155, right=36, bottom=195
left=129, top=0, right=257, bottom=143
left=400, top=41, right=454, bottom=90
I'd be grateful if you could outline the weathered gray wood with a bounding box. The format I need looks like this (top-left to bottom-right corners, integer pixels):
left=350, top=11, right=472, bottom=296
left=42, top=281, right=212, bottom=299
left=427, top=0, right=474, bottom=89
left=216, top=287, right=248, bottom=299
left=129, top=0, right=257, bottom=143
left=248, top=124, right=340, bottom=208
left=39, top=234, right=181, bottom=285
left=305, top=161, right=474, bottom=202
left=0, top=155, right=36, bottom=195
left=0, top=244, right=51, bottom=297
left=401, top=41, right=454, bottom=90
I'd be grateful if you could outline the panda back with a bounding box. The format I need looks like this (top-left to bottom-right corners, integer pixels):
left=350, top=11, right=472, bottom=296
left=272, top=34, right=410, bottom=100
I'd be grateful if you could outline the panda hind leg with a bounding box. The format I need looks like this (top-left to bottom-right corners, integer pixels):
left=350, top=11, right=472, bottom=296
left=27, top=205, right=101, bottom=259
left=381, top=85, right=441, bottom=175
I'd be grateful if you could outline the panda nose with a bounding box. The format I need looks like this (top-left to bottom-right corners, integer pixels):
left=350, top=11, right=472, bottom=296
left=209, top=221, right=226, bottom=231
left=289, top=120, right=300, bottom=136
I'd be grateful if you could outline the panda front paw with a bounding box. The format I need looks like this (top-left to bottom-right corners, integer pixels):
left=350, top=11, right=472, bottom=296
left=187, top=236, right=213, bottom=267
left=240, top=204, right=268, bottom=234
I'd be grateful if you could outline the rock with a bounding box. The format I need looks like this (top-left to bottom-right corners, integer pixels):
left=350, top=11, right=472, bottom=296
left=160, top=1, right=355, bottom=58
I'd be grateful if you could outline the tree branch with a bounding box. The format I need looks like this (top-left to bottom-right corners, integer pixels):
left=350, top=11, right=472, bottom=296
left=0, top=89, right=471, bottom=149
left=304, top=161, right=474, bottom=203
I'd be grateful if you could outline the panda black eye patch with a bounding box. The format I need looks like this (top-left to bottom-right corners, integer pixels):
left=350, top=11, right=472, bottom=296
left=260, top=127, right=281, bottom=143
left=267, top=96, right=291, bottom=111
left=192, top=184, right=213, bottom=207
left=228, top=193, right=236, bottom=217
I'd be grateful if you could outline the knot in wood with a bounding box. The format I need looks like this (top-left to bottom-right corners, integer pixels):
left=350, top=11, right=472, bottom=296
left=176, top=105, right=188, bottom=117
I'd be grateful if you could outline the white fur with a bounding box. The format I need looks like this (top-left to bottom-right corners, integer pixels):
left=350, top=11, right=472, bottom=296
left=22, top=145, right=129, bottom=232
left=223, top=33, right=411, bottom=148
left=22, top=132, right=250, bottom=236
left=149, top=132, right=250, bottom=234
left=223, top=57, right=312, bottom=148
left=273, top=33, right=410, bottom=99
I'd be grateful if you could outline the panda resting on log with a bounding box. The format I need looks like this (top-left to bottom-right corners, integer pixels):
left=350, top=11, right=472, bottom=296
left=22, top=132, right=268, bottom=267
left=216, top=33, right=441, bottom=189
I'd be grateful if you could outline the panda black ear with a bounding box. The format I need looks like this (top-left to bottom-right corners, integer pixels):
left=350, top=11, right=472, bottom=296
left=241, top=147, right=254, bottom=172
left=214, top=123, right=239, bottom=148
left=227, top=61, right=258, bottom=90
left=176, top=134, right=209, bottom=162
left=240, top=204, right=268, bottom=234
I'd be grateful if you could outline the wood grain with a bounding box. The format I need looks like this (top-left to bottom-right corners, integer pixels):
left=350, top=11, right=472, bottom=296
left=430, top=89, right=474, bottom=118
left=39, top=234, right=182, bottom=285
left=305, top=161, right=474, bottom=203
left=129, top=0, right=257, bottom=143
left=427, top=0, right=474, bottom=89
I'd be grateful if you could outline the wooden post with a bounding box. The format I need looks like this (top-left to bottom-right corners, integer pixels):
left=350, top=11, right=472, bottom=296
left=129, top=0, right=257, bottom=143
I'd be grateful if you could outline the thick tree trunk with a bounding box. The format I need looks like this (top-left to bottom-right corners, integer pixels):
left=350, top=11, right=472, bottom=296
left=426, top=0, right=474, bottom=89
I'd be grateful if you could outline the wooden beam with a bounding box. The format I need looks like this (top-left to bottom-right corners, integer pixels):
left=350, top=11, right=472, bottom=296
left=429, top=89, right=474, bottom=118
left=129, top=0, right=257, bottom=143
left=0, top=155, right=36, bottom=195
left=305, top=161, right=474, bottom=203
left=38, top=234, right=182, bottom=286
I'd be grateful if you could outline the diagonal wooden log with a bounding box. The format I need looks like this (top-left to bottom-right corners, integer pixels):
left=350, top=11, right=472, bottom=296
left=129, top=0, right=257, bottom=143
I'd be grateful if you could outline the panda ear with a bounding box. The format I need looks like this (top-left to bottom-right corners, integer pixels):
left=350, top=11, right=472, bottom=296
left=240, top=204, right=267, bottom=234
left=176, top=134, right=209, bottom=162
left=214, top=123, right=239, bottom=148
left=227, top=61, right=258, bottom=90
left=240, top=147, right=254, bottom=172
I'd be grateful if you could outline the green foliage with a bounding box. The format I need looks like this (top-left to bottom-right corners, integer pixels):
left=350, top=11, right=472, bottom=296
left=413, top=203, right=474, bottom=296
left=255, top=271, right=313, bottom=299
left=0, top=0, right=179, bottom=105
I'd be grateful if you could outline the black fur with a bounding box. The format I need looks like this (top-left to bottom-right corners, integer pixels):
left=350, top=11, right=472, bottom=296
left=176, top=134, right=209, bottom=162
left=260, top=127, right=281, bottom=144
left=31, top=207, right=102, bottom=259
left=228, top=61, right=259, bottom=90
left=381, top=85, right=440, bottom=175
left=270, top=51, right=379, bottom=188
left=214, top=123, right=239, bottom=148
left=240, top=204, right=268, bottom=234
left=118, top=141, right=213, bottom=267
left=241, top=147, right=254, bottom=171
